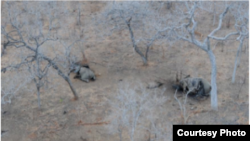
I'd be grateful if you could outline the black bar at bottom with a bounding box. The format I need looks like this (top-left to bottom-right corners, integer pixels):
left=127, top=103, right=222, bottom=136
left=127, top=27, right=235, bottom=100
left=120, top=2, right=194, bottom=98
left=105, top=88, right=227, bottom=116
left=173, top=125, right=249, bottom=140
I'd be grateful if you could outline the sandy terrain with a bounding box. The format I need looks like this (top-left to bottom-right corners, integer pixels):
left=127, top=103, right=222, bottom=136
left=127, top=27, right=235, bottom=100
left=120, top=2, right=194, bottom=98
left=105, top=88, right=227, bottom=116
left=1, top=1, right=249, bottom=141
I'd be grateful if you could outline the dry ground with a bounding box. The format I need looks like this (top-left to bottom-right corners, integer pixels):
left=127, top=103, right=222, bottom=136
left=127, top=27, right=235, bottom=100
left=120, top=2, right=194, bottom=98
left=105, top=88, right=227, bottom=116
left=1, top=1, right=249, bottom=141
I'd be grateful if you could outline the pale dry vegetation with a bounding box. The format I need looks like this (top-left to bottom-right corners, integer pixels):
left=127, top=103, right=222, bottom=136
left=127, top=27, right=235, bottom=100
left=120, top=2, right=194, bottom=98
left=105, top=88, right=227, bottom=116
left=1, top=1, right=249, bottom=141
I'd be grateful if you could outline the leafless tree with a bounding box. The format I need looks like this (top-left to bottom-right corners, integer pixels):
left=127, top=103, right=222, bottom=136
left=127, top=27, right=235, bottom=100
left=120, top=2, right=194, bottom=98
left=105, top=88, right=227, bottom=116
left=26, top=56, right=51, bottom=108
left=95, top=1, right=247, bottom=110
left=156, top=1, right=244, bottom=110
left=1, top=1, right=87, bottom=106
left=230, top=2, right=249, bottom=83
left=96, top=1, right=247, bottom=110
left=106, top=81, right=167, bottom=141
left=96, top=1, right=171, bottom=65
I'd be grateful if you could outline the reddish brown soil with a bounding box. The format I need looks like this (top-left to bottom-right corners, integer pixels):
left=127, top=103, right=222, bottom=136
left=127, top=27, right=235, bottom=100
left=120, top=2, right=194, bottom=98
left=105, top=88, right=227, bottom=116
left=1, top=2, right=249, bottom=141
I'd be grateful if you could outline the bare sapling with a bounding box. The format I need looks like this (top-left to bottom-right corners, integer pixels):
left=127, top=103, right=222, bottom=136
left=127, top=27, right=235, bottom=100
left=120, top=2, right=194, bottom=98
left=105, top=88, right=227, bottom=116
left=174, top=88, right=193, bottom=124
left=230, top=2, right=249, bottom=83
left=107, top=80, right=167, bottom=141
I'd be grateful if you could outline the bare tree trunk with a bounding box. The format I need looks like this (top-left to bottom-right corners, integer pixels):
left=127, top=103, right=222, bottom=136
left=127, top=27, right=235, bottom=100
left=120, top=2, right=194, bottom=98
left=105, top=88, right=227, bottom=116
left=145, top=41, right=154, bottom=63
left=232, top=37, right=244, bottom=83
left=44, top=57, right=79, bottom=100
left=126, top=19, right=148, bottom=65
left=65, top=77, right=79, bottom=100
left=207, top=49, right=218, bottom=110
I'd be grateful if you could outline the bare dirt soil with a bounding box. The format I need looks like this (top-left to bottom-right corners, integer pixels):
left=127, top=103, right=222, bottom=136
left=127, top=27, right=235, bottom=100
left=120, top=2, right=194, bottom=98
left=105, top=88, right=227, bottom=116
left=1, top=1, right=249, bottom=141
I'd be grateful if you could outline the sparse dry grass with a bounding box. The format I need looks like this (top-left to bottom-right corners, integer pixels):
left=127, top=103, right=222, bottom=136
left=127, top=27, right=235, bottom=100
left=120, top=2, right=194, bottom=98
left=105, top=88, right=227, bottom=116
left=1, top=1, right=249, bottom=141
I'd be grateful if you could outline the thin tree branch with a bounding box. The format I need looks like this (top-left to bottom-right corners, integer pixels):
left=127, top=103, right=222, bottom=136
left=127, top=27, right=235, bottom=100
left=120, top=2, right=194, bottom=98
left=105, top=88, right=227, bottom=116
left=209, top=5, right=230, bottom=37
left=209, top=32, right=239, bottom=41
